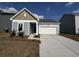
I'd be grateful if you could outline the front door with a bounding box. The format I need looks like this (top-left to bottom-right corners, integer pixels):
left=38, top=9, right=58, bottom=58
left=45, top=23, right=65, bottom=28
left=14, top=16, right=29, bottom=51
left=30, top=23, right=36, bottom=34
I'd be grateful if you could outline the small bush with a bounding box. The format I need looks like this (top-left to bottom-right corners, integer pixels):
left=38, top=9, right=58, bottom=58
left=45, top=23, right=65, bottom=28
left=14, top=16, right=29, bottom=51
left=10, top=30, right=16, bottom=37
left=18, top=32, right=24, bottom=38
left=5, top=28, right=9, bottom=33
left=34, top=34, right=40, bottom=38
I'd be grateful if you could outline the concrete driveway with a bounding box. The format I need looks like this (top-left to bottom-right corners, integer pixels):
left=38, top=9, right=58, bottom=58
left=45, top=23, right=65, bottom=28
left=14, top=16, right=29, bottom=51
left=40, top=34, right=79, bottom=57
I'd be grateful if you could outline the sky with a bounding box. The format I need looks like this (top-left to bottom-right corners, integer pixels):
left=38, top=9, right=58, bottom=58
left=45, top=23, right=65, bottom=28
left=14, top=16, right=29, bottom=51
left=0, top=2, right=79, bottom=21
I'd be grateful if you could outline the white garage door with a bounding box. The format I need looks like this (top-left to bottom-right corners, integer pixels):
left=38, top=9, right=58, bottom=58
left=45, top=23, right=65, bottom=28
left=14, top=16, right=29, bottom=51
left=39, top=27, right=57, bottom=34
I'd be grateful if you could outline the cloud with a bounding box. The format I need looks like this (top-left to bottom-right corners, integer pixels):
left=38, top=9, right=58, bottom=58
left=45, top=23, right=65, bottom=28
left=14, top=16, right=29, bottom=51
left=72, top=9, right=79, bottom=13
left=65, top=2, right=75, bottom=7
left=0, top=7, right=18, bottom=13
left=33, top=13, right=44, bottom=19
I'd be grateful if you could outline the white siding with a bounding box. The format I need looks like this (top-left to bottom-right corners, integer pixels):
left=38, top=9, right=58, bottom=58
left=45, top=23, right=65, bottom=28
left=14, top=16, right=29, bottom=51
left=12, top=22, right=17, bottom=32
left=12, top=20, right=30, bottom=35
left=75, top=15, right=79, bottom=34
left=36, top=22, right=38, bottom=35
left=12, top=20, right=38, bottom=35
left=24, top=22, right=29, bottom=35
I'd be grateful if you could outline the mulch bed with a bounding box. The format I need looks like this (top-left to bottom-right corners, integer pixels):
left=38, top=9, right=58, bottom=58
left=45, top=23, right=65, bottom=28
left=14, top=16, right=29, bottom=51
left=60, top=33, right=79, bottom=42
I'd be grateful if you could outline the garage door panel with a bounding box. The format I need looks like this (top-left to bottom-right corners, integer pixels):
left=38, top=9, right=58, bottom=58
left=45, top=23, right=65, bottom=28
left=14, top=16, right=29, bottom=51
left=39, top=27, right=57, bottom=34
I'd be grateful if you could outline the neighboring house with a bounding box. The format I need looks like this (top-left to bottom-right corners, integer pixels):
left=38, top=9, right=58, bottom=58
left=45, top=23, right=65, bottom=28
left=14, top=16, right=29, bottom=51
left=60, top=14, right=79, bottom=34
left=10, top=8, right=60, bottom=35
left=0, top=10, right=15, bottom=32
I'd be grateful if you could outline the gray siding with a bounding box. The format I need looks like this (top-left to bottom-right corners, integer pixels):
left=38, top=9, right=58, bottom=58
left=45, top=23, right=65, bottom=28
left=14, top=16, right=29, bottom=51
left=60, top=14, right=76, bottom=34
left=24, top=22, right=29, bottom=35
left=0, top=14, right=14, bottom=32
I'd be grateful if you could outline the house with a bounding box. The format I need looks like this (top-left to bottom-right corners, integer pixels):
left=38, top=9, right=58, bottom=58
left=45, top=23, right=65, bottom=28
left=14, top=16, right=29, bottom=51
left=60, top=14, right=79, bottom=34
left=0, top=8, right=60, bottom=35
left=0, top=10, right=15, bottom=32
left=10, top=8, right=60, bottom=35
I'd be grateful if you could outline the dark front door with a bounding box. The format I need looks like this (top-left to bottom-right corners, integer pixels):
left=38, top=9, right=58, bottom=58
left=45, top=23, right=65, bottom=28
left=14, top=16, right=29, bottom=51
left=30, top=23, right=36, bottom=34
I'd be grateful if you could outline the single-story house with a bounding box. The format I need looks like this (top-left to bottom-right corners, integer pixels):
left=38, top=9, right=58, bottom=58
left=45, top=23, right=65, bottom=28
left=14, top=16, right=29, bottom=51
left=10, top=8, right=60, bottom=35
left=0, top=8, right=60, bottom=35
left=60, top=14, right=79, bottom=34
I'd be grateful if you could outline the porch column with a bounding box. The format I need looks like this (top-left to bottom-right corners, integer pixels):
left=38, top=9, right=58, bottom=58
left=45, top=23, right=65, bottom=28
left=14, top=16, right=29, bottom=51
left=28, top=22, right=30, bottom=35
left=36, top=22, right=39, bottom=35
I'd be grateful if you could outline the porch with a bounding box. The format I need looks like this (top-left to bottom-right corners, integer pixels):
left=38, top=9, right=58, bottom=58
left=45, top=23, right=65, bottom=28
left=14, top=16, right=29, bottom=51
left=12, top=20, right=38, bottom=36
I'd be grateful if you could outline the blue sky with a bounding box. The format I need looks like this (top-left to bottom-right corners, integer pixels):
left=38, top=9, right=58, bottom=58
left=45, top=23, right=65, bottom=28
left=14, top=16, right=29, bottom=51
left=0, top=2, right=79, bottom=21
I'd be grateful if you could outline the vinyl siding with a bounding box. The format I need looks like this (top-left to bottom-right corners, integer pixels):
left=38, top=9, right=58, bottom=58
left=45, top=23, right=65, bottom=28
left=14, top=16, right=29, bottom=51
left=75, top=15, right=79, bottom=34
left=24, top=22, right=29, bottom=35
left=13, top=10, right=36, bottom=20
left=0, top=14, right=13, bottom=32
left=12, top=22, right=17, bottom=30
left=60, top=14, right=76, bottom=34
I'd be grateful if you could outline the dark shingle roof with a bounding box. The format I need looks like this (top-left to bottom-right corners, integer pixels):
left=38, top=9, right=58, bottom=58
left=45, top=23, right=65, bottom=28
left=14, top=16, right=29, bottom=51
left=0, top=10, right=15, bottom=15
left=39, top=19, right=59, bottom=23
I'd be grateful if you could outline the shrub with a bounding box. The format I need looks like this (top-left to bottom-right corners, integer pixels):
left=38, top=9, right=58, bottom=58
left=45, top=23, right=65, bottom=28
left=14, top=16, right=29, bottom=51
left=18, top=32, right=24, bottom=38
left=10, top=30, right=16, bottom=37
left=5, top=28, right=9, bottom=33
left=34, top=34, right=40, bottom=38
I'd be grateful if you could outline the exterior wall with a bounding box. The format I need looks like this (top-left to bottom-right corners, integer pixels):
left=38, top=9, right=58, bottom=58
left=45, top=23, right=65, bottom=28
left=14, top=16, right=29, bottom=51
left=0, top=14, right=13, bottom=32
left=60, top=14, right=76, bottom=34
left=39, top=22, right=60, bottom=34
left=75, top=15, right=79, bottom=34
left=12, top=22, right=17, bottom=32
left=12, top=20, right=38, bottom=35
left=36, top=22, right=38, bottom=35
left=24, top=22, right=29, bottom=35
left=12, top=20, right=30, bottom=35
left=13, top=10, right=36, bottom=20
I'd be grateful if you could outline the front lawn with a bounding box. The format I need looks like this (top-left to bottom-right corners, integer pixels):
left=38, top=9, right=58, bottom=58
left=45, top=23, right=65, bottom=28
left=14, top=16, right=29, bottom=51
left=0, top=32, right=40, bottom=57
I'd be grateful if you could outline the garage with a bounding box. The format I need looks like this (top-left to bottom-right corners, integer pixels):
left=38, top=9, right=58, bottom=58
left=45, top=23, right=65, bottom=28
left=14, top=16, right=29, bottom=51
left=39, top=26, right=57, bottom=34
left=39, top=22, right=60, bottom=34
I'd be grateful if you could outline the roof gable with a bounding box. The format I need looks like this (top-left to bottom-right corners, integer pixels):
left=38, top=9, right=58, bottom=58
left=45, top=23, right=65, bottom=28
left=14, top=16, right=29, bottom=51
left=10, top=8, right=39, bottom=21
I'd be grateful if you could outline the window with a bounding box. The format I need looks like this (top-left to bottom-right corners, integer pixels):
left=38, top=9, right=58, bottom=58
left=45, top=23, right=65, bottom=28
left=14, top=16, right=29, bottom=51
left=24, top=13, right=26, bottom=17
left=18, top=23, right=23, bottom=31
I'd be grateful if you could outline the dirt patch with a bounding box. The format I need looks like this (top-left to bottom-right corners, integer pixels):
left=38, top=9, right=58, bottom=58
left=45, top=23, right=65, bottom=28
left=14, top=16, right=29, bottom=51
left=60, top=34, right=79, bottom=42
left=0, top=33, right=40, bottom=57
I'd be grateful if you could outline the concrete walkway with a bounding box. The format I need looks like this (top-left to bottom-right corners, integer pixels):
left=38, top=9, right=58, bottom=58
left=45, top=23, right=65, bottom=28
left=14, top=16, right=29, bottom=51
left=40, top=34, right=79, bottom=57
left=28, top=34, right=40, bottom=40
